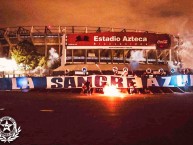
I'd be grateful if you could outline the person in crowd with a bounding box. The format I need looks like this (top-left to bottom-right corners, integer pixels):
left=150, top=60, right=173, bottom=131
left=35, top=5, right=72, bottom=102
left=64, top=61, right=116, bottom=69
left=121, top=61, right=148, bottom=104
left=185, top=81, right=189, bottom=92
left=82, top=79, right=92, bottom=95
left=128, top=80, right=135, bottom=94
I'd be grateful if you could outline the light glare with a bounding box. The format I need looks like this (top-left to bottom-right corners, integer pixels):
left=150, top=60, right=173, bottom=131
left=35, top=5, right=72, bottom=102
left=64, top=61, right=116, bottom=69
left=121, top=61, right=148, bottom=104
left=103, top=85, right=125, bottom=98
left=0, top=58, right=18, bottom=71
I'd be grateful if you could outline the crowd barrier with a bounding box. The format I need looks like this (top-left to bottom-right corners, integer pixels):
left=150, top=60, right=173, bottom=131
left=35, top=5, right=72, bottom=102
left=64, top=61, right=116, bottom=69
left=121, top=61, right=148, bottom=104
left=0, top=75, right=192, bottom=90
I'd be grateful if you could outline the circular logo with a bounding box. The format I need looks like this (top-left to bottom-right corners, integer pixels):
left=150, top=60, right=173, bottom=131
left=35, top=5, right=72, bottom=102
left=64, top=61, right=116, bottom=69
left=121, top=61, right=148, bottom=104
left=112, top=66, right=118, bottom=72
left=0, top=116, right=21, bottom=143
left=82, top=67, right=87, bottom=72
left=123, top=67, right=128, bottom=72
left=146, top=68, right=152, bottom=74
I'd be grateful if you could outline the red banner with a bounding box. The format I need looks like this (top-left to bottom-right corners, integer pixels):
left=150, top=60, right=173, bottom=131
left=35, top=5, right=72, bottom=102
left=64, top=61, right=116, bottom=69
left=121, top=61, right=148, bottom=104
left=66, top=32, right=171, bottom=49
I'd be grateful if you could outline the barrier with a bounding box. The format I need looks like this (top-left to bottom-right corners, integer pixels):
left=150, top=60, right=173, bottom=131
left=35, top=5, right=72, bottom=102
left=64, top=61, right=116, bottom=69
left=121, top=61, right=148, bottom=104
left=0, top=75, right=193, bottom=90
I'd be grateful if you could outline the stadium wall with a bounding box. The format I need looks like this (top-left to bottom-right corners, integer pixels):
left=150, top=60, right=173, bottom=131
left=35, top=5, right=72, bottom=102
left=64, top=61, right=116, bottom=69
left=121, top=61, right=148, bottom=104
left=0, top=26, right=179, bottom=65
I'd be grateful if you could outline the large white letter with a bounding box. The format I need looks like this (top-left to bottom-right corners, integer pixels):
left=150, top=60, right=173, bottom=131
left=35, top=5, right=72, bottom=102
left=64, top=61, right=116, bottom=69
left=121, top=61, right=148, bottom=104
left=46, top=77, right=64, bottom=89
left=177, top=75, right=188, bottom=87
left=12, top=78, right=20, bottom=90
left=94, top=36, right=98, bottom=41
left=162, top=77, right=174, bottom=87
left=147, top=78, right=159, bottom=87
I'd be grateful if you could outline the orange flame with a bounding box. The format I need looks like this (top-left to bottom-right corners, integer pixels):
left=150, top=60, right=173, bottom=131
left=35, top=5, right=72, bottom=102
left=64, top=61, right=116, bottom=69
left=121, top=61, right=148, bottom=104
left=103, top=85, right=125, bottom=98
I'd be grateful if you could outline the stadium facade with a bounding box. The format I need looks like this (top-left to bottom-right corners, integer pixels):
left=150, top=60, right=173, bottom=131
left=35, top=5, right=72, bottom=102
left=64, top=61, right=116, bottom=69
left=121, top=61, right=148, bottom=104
left=0, top=26, right=179, bottom=64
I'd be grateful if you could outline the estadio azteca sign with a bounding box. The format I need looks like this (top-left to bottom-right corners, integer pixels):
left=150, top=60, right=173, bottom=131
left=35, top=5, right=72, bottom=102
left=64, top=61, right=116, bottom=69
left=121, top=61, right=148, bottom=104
left=66, top=32, right=171, bottom=49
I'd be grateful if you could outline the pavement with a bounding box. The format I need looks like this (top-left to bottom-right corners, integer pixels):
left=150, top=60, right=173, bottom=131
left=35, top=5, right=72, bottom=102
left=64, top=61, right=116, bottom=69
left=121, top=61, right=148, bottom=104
left=0, top=91, right=193, bottom=145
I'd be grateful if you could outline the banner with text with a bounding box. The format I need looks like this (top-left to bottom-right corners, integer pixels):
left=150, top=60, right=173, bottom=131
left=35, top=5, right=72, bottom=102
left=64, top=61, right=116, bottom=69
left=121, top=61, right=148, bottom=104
left=0, top=75, right=192, bottom=90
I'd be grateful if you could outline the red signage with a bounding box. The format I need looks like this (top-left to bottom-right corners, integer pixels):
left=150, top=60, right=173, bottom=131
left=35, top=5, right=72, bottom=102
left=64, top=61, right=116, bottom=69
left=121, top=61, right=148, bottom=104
left=156, top=34, right=171, bottom=49
left=66, top=32, right=171, bottom=49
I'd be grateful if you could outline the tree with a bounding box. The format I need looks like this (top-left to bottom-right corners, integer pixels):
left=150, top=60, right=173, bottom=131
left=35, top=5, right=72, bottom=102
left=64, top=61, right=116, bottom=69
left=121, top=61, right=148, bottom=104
left=11, top=40, right=42, bottom=70
left=38, top=56, right=48, bottom=68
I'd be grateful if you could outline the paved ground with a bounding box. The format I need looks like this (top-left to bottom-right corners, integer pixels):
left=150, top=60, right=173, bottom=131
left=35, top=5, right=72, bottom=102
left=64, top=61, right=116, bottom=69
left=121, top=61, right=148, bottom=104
left=1, top=91, right=193, bottom=145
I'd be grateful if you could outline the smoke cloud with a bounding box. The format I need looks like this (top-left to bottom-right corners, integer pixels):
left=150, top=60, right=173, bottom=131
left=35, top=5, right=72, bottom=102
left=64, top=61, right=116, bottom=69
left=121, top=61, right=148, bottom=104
left=0, top=58, right=18, bottom=71
left=47, top=47, right=59, bottom=68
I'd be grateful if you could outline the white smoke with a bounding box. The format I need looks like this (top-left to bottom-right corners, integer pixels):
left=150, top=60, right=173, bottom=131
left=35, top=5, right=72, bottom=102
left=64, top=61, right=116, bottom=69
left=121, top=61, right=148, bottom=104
left=47, top=47, right=59, bottom=68
left=129, top=50, right=146, bottom=61
left=0, top=58, right=18, bottom=71
left=169, top=18, right=193, bottom=69
left=167, top=60, right=181, bottom=73
left=31, top=48, right=59, bottom=76
left=31, top=66, right=50, bottom=76
left=129, top=50, right=145, bottom=71
left=178, top=33, right=193, bottom=69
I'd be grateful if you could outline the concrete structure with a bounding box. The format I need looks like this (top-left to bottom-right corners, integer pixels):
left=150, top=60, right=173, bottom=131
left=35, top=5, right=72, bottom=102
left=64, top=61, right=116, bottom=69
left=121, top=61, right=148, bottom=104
left=0, top=26, right=180, bottom=66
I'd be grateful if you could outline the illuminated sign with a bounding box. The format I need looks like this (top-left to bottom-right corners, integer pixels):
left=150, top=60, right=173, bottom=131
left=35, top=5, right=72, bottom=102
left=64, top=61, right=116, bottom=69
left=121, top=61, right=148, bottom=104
left=66, top=32, right=171, bottom=49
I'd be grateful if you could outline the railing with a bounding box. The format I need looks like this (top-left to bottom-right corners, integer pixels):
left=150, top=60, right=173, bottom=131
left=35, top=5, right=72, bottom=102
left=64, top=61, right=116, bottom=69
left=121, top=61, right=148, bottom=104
left=0, top=26, right=177, bottom=36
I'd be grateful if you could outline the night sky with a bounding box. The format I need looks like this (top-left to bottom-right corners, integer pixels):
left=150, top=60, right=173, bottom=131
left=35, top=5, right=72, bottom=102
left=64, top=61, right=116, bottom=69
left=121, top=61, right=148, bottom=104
left=0, top=0, right=193, bottom=35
